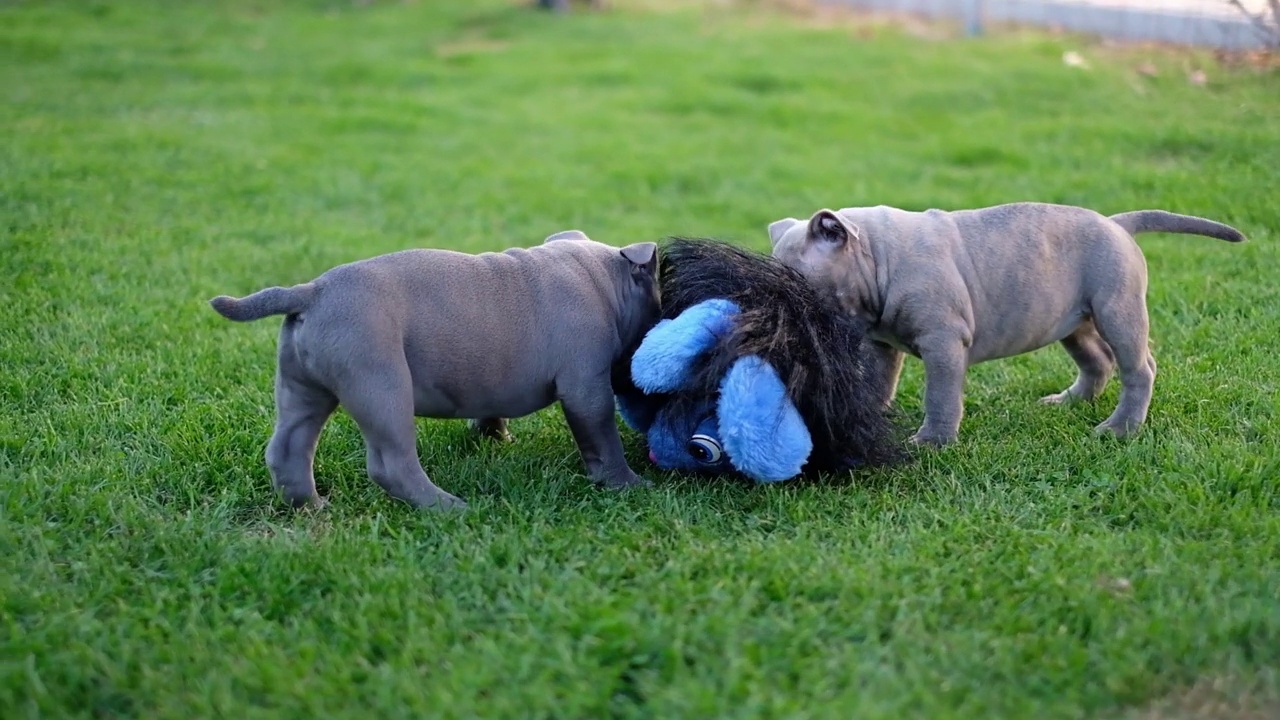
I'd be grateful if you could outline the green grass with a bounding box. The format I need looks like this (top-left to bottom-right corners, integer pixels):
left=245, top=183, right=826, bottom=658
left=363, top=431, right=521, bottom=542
left=3, top=1, right=1279, bottom=717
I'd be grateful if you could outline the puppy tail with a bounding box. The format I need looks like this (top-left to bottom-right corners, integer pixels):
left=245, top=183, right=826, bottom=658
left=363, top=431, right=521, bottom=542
left=209, top=283, right=317, bottom=322
left=1110, top=210, right=1246, bottom=243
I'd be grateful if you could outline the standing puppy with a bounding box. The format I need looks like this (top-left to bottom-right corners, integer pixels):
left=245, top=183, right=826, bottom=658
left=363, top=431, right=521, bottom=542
left=210, top=230, right=660, bottom=510
left=768, top=202, right=1245, bottom=445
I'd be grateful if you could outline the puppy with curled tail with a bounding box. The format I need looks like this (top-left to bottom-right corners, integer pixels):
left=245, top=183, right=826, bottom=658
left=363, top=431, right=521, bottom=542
left=211, top=230, right=661, bottom=510
left=768, top=201, right=1245, bottom=446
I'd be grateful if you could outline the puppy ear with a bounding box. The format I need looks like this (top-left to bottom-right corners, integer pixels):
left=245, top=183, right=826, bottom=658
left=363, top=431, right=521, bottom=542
left=807, top=209, right=858, bottom=247
left=544, top=229, right=591, bottom=243
left=620, top=242, right=657, bottom=268
left=716, top=355, right=812, bottom=483
left=631, top=298, right=740, bottom=394
left=768, top=218, right=801, bottom=247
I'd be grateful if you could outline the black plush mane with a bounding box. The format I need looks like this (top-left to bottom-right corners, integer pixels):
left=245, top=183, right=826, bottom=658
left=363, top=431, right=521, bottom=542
left=658, top=237, right=906, bottom=472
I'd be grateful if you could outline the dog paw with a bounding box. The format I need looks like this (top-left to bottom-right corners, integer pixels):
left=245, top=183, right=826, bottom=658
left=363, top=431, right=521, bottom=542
left=404, top=488, right=468, bottom=511
left=910, top=429, right=957, bottom=447
left=1039, top=391, right=1072, bottom=405
left=421, top=493, right=468, bottom=511
left=1093, top=419, right=1141, bottom=439
left=602, top=471, right=652, bottom=491
left=298, top=494, right=330, bottom=512
left=282, top=489, right=328, bottom=511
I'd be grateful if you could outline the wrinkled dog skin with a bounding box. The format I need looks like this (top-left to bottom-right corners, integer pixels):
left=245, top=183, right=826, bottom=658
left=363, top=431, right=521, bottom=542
left=769, top=202, right=1245, bottom=446
left=210, top=231, right=661, bottom=510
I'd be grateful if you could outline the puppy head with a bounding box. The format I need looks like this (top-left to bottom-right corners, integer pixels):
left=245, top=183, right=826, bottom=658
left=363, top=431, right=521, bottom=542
left=543, top=229, right=659, bottom=307
left=616, top=241, right=662, bottom=346
left=619, top=240, right=660, bottom=313
left=768, top=209, right=866, bottom=309
left=541, top=229, right=661, bottom=349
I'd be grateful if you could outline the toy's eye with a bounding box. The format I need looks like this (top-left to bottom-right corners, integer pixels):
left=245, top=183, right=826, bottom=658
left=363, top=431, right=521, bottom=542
left=686, top=434, right=724, bottom=465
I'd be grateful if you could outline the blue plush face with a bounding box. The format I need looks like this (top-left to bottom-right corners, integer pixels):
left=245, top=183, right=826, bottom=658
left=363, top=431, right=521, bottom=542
left=617, top=298, right=815, bottom=484
left=646, top=405, right=731, bottom=474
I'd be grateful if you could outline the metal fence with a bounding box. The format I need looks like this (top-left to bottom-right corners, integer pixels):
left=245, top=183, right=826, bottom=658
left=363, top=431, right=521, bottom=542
left=822, top=0, right=1277, bottom=50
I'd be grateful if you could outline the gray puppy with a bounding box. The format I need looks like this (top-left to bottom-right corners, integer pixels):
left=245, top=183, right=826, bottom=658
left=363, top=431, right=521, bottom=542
left=210, top=231, right=660, bottom=510
left=768, top=202, right=1245, bottom=445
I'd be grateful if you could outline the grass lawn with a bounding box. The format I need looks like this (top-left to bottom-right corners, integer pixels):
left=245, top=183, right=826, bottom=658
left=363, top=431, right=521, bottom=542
left=3, top=0, right=1279, bottom=717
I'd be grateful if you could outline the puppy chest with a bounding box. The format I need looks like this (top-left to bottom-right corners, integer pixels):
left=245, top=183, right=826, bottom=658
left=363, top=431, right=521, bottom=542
left=868, top=327, right=919, bottom=357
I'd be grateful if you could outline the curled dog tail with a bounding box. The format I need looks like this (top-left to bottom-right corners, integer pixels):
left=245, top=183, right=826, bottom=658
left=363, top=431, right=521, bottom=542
left=209, top=282, right=317, bottom=322
left=1110, top=210, right=1246, bottom=243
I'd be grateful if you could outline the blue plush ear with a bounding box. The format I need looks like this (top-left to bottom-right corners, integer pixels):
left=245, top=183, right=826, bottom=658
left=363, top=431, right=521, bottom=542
left=631, top=299, right=740, bottom=394
left=716, top=355, right=812, bottom=483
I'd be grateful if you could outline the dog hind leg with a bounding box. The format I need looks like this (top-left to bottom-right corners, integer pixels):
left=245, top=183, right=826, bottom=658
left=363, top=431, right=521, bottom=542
left=266, top=370, right=338, bottom=508
left=1090, top=294, right=1155, bottom=438
left=1040, top=320, right=1115, bottom=405
left=337, top=360, right=468, bottom=510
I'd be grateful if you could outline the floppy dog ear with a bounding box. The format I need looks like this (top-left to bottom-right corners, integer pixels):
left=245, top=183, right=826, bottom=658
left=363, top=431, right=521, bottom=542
left=544, top=229, right=591, bottom=243
left=716, top=355, right=812, bottom=483
left=807, top=209, right=859, bottom=248
left=620, top=242, right=656, bottom=266
left=768, top=218, right=801, bottom=248
left=631, top=298, right=740, bottom=394
left=620, top=241, right=658, bottom=280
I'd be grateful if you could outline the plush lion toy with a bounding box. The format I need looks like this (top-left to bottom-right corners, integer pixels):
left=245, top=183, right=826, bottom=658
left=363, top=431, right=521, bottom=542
left=613, top=237, right=906, bottom=483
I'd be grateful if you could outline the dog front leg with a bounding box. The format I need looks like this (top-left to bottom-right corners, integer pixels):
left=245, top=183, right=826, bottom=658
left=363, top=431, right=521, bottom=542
left=913, top=334, right=969, bottom=446
left=867, top=341, right=906, bottom=408
left=559, top=379, right=651, bottom=490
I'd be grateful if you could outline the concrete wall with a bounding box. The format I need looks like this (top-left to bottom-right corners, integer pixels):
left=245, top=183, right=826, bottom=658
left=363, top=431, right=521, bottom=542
left=824, top=0, right=1272, bottom=50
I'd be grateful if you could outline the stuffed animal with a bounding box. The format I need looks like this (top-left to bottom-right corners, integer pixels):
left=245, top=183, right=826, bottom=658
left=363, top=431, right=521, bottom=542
left=613, top=238, right=906, bottom=484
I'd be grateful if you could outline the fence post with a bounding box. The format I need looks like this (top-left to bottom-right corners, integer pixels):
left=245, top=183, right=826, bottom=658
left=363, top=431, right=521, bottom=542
left=963, top=0, right=985, bottom=36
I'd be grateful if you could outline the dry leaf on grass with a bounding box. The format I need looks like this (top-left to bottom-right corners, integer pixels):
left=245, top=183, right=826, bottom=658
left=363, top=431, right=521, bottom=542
left=1063, top=50, right=1090, bottom=69
left=1096, top=575, right=1134, bottom=595
left=435, top=38, right=511, bottom=59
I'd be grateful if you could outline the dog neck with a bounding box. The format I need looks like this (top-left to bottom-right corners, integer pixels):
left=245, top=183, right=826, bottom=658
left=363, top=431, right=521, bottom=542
left=833, top=236, right=885, bottom=325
